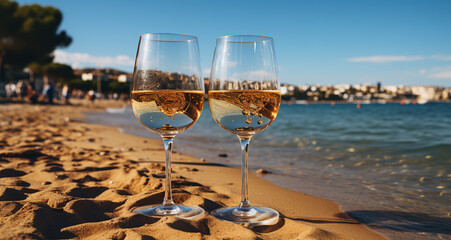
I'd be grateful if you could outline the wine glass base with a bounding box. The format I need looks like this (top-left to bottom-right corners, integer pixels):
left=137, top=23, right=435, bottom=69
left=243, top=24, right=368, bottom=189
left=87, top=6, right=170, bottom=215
left=133, top=204, right=204, bottom=219
left=211, top=206, right=279, bottom=225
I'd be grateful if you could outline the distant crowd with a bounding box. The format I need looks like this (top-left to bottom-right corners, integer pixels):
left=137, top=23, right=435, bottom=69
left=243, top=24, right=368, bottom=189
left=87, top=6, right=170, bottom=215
left=3, top=81, right=129, bottom=104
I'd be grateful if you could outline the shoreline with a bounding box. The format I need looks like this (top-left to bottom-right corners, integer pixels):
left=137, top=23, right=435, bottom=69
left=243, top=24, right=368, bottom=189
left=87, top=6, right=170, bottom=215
left=0, top=103, right=385, bottom=239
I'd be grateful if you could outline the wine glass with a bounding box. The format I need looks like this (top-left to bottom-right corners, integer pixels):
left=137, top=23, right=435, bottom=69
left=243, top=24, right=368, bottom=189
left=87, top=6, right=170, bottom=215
left=131, top=33, right=205, bottom=219
left=208, top=35, right=281, bottom=224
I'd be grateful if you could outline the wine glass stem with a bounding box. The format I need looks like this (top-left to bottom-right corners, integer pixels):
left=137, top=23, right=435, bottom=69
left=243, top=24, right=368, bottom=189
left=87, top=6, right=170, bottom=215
left=162, top=137, right=175, bottom=207
left=238, top=136, right=252, bottom=209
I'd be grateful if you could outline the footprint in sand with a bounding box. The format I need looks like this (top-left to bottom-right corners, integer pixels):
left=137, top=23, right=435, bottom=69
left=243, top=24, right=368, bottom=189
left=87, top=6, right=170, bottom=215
left=66, top=186, right=109, bottom=198
left=0, top=187, right=27, bottom=201
left=64, top=199, right=121, bottom=222
left=73, top=175, right=101, bottom=183
left=0, top=168, right=27, bottom=178
left=2, top=178, right=30, bottom=187
left=0, top=149, right=43, bottom=158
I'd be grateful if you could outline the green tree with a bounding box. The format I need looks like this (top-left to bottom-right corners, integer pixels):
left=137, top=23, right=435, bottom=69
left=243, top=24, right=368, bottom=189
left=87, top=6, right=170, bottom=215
left=0, top=0, right=72, bottom=83
left=108, top=80, right=130, bottom=94
left=0, top=0, right=19, bottom=81
left=64, top=78, right=94, bottom=92
left=27, top=62, right=44, bottom=83
left=44, top=63, right=73, bottom=83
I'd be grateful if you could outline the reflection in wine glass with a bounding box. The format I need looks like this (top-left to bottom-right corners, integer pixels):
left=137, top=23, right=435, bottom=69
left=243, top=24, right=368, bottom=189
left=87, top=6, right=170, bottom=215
left=208, top=35, right=281, bottom=224
left=131, top=33, right=204, bottom=219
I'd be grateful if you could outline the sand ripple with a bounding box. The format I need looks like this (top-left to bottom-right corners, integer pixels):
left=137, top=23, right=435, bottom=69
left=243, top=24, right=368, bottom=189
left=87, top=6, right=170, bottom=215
left=0, top=104, right=376, bottom=239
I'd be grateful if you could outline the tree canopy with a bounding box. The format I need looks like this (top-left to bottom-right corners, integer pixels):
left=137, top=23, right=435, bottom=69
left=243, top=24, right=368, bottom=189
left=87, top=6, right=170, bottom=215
left=44, top=63, right=74, bottom=82
left=0, top=0, right=72, bottom=81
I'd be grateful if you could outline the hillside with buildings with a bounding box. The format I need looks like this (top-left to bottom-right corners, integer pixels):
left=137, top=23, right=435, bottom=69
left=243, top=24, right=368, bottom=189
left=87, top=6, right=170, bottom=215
left=281, top=83, right=451, bottom=103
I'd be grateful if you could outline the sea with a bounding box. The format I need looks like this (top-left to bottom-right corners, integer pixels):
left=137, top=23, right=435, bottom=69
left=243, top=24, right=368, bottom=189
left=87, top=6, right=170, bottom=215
left=85, top=102, right=451, bottom=240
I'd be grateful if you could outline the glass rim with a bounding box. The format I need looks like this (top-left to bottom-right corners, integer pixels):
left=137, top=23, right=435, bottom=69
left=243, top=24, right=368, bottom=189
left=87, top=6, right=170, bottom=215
left=216, top=35, right=273, bottom=43
left=139, top=33, right=198, bottom=42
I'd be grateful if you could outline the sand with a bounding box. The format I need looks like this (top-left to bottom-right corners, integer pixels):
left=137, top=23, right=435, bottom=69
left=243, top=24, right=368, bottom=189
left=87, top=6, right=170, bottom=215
left=0, top=102, right=386, bottom=239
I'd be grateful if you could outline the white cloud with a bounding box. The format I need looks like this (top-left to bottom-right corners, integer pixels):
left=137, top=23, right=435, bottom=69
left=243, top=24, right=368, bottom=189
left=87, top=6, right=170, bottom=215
left=226, top=61, right=238, bottom=67
left=428, top=71, right=451, bottom=79
left=233, top=70, right=273, bottom=80
left=202, top=68, right=211, bottom=77
left=181, top=65, right=202, bottom=75
left=54, top=50, right=134, bottom=69
left=430, top=55, right=451, bottom=61
left=420, top=66, right=451, bottom=79
left=348, top=55, right=424, bottom=63
left=348, top=54, right=451, bottom=63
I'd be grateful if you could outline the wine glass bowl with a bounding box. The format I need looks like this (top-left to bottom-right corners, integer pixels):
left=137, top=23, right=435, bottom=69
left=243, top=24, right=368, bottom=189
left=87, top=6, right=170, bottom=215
left=131, top=33, right=204, bottom=138
left=130, top=33, right=204, bottom=219
left=131, top=89, right=204, bottom=137
left=208, top=35, right=281, bottom=224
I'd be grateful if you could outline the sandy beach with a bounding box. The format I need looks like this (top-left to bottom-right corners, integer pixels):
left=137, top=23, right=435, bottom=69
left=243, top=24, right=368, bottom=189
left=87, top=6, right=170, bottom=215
left=0, top=102, right=385, bottom=239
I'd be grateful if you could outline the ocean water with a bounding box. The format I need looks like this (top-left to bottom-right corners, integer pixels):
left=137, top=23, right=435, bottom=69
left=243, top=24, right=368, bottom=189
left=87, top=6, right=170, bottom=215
left=85, top=102, right=451, bottom=239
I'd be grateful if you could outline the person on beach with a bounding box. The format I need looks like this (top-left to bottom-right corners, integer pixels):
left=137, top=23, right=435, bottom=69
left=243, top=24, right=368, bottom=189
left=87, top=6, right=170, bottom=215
left=88, top=89, right=96, bottom=101
left=62, top=84, right=71, bottom=104
left=42, top=83, right=55, bottom=104
left=5, top=82, right=15, bottom=98
left=27, top=85, right=40, bottom=104
left=15, top=80, right=28, bottom=100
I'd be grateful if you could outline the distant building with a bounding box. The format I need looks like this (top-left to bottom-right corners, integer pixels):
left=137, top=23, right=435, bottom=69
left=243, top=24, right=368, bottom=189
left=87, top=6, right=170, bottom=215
left=411, top=86, right=448, bottom=101
left=281, top=85, right=288, bottom=95
left=74, top=68, right=130, bottom=82
left=278, top=82, right=450, bottom=102
left=118, top=74, right=133, bottom=83
left=81, top=73, right=93, bottom=81
left=383, top=85, right=399, bottom=94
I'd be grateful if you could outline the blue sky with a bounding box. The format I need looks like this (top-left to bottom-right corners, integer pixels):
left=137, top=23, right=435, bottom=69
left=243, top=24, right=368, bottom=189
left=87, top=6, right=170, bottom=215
left=16, top=0, right=451, bottom=86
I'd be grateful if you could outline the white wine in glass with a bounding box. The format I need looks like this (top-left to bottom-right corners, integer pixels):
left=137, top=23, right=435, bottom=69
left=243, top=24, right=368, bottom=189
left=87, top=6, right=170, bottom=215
left=209, top=35, right=281, bottom=224
left=132, top=90, right=204, bottom=135
left=131, top=33, right=205, bottom=219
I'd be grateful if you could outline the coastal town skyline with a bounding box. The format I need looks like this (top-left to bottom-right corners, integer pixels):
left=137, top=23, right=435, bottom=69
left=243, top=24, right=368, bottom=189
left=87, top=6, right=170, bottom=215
left=18, top=67, right=448, bottom=103
left=15, top=0, right=451, bottom=87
